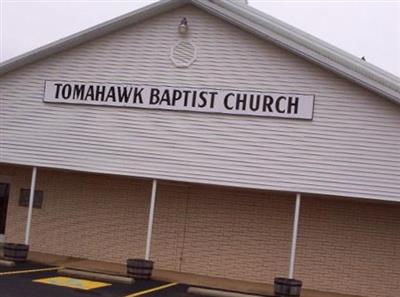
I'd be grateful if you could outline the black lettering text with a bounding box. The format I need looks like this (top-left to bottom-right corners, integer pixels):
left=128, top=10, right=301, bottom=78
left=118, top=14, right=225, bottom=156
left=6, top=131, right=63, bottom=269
left=287, top=96, right=299, bottom=114
left=224, top=93, right=235, bottom=110
left=133, top=88, right=144, bottom=104
left=182, top=90, right=191, bottom=107
left=263, top=95, right=274, bottom=112
left=117, top=87, right=133, bottom=103
left=54, top=83, right=63, bottom=99
left=61, top=84, right=72, bottom=99
left=198, top=91, right=208, bottom=108
left=73, top=85, right=85, bottom=100
left=96, top=85, right=106, bottom=102
left=276, top=96, right=287, bottom=113
left=172, top=90, right=182, bottom=106
left=159, top=89, right=171, bottom=105
left=249, top=94, right=260, bottom=111
left=85, top=86, right=94, bottom=101
left=209, top=92, right=218, bottom=109
left=236, top=93, right=247, bottom=111
left=149, top=88, right=160, bottom=104
left=106, top=87, right=116, bottom=102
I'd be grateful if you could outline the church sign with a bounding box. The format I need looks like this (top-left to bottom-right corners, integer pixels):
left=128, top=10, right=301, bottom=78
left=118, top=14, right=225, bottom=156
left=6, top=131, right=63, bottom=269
left=43, top=80, right=315, bottom=120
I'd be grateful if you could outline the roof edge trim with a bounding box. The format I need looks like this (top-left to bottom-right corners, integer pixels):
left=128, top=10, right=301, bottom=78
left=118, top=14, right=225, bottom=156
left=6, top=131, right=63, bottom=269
left=0, top=0, right=187, bottom=76
left=193, top=0, right=400, bottom=104
left=0, top=0, right=399, bottom=105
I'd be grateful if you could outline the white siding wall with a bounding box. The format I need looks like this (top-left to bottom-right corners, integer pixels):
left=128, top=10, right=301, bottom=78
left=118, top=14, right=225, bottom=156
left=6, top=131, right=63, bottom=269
left=0, top=5, right=399, bottom=201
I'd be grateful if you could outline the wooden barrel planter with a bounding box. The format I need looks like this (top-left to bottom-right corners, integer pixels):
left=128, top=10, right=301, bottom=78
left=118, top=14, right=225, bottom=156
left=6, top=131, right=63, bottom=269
left=274, top=277, right=302, bottom=297
left=127, top=259, right=154, bottom=280
left=3, top=243, right=29, bottom=262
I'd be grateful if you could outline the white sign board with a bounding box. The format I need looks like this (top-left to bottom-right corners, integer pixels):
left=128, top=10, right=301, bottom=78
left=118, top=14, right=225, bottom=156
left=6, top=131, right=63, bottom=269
left=43, top=81, right=315, bottom=120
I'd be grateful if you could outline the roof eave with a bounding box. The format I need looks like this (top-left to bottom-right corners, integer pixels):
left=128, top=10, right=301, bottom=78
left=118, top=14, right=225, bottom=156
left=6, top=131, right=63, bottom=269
left=0, top=0, right=188, bottom=76
left=0, top=0, right=399, bottom=105
left=192, top=0, right=400, bottom=105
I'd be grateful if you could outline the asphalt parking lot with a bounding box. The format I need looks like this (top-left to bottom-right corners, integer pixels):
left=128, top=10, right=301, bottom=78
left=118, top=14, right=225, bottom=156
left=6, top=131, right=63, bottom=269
left=0, top=262, right=189, bottom=297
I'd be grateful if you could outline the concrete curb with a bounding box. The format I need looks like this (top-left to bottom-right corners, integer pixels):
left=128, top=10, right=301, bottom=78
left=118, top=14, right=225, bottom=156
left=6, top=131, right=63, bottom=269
left=0, top=259, right=15, bottom=267
left=188, top=287, right=267, bottom=297
left=58, top=268, right=135, bottom=285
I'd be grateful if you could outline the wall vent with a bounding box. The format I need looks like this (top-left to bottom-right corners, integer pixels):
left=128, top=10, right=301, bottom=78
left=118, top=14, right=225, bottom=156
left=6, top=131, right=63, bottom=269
left=170, top=40, right=197, bottom=68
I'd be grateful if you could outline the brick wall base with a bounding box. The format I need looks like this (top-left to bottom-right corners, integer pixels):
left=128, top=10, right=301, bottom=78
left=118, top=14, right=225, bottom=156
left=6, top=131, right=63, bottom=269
left=1, top=164, right=398, bottom=297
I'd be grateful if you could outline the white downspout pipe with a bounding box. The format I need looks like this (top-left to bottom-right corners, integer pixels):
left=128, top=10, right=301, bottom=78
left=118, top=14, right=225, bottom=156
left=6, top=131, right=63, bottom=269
left=289, top=193, right=301, bottom=279
left=24, top=167, right=37, bottom=245
left=145, top=179, right=157, bottom=260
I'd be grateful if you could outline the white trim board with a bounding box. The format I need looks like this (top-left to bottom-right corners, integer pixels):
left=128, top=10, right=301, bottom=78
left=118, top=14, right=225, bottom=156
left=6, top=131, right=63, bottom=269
left=0, top=0, right=399, bottom=105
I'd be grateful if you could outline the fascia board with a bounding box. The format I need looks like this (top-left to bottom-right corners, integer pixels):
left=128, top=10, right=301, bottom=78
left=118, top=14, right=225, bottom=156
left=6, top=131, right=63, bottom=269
left=0, top=0, right=188, bottom=76
left=0, top=0, right=399, bottom=104
left=193, top=0, right=400, bottom=104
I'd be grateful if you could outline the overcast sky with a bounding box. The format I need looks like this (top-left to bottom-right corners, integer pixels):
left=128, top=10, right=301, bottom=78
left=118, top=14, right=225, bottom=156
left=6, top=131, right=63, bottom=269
left=1, top=0, right=399, bottom=77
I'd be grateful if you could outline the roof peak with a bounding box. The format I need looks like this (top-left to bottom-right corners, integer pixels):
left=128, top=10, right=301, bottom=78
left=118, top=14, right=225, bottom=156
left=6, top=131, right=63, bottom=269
left=1, top=0, right=399, bottom=104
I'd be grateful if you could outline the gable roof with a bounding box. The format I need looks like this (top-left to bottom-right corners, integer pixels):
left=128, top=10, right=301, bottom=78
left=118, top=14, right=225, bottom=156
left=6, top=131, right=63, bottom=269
left=1, top=0, right=399, bottom=105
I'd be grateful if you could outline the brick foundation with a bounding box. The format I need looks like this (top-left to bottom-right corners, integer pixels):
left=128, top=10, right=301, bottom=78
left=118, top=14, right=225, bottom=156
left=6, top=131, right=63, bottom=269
left=1, top=164, right=398, bottom=297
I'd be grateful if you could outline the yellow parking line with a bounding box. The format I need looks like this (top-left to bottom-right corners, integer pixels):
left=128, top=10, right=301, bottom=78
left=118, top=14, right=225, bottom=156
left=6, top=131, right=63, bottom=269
left=0, top=266, right=61, bottom=276
left=124, top=282, right=178, bottom=297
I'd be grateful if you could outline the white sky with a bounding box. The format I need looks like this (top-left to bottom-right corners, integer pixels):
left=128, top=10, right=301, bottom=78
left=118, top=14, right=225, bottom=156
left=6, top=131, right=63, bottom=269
left=1, top=0, right=399, bottom=77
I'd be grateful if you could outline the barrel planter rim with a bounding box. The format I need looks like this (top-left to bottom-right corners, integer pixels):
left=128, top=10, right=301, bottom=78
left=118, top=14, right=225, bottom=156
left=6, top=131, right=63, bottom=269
left=127, top=258, right=154, bottom=263
left=274, top=277, right=302, bottom=285
left=3, top=243, right=30, bottom=262
left=274, top=277, right=303, bottom=297
left=126, top=258, right=154, bottom=280
left=4, top=243, right=29, bottom=248
left=127, top=259, right=154, bottom=267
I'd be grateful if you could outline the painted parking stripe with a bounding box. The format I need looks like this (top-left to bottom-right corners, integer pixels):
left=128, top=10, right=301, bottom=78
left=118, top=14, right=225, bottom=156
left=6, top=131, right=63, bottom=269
left=33, top=276, right=111, bottom=290
left=0, top=267, right=61, bottom=276
left=124, top=282, right=178, bottom=297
